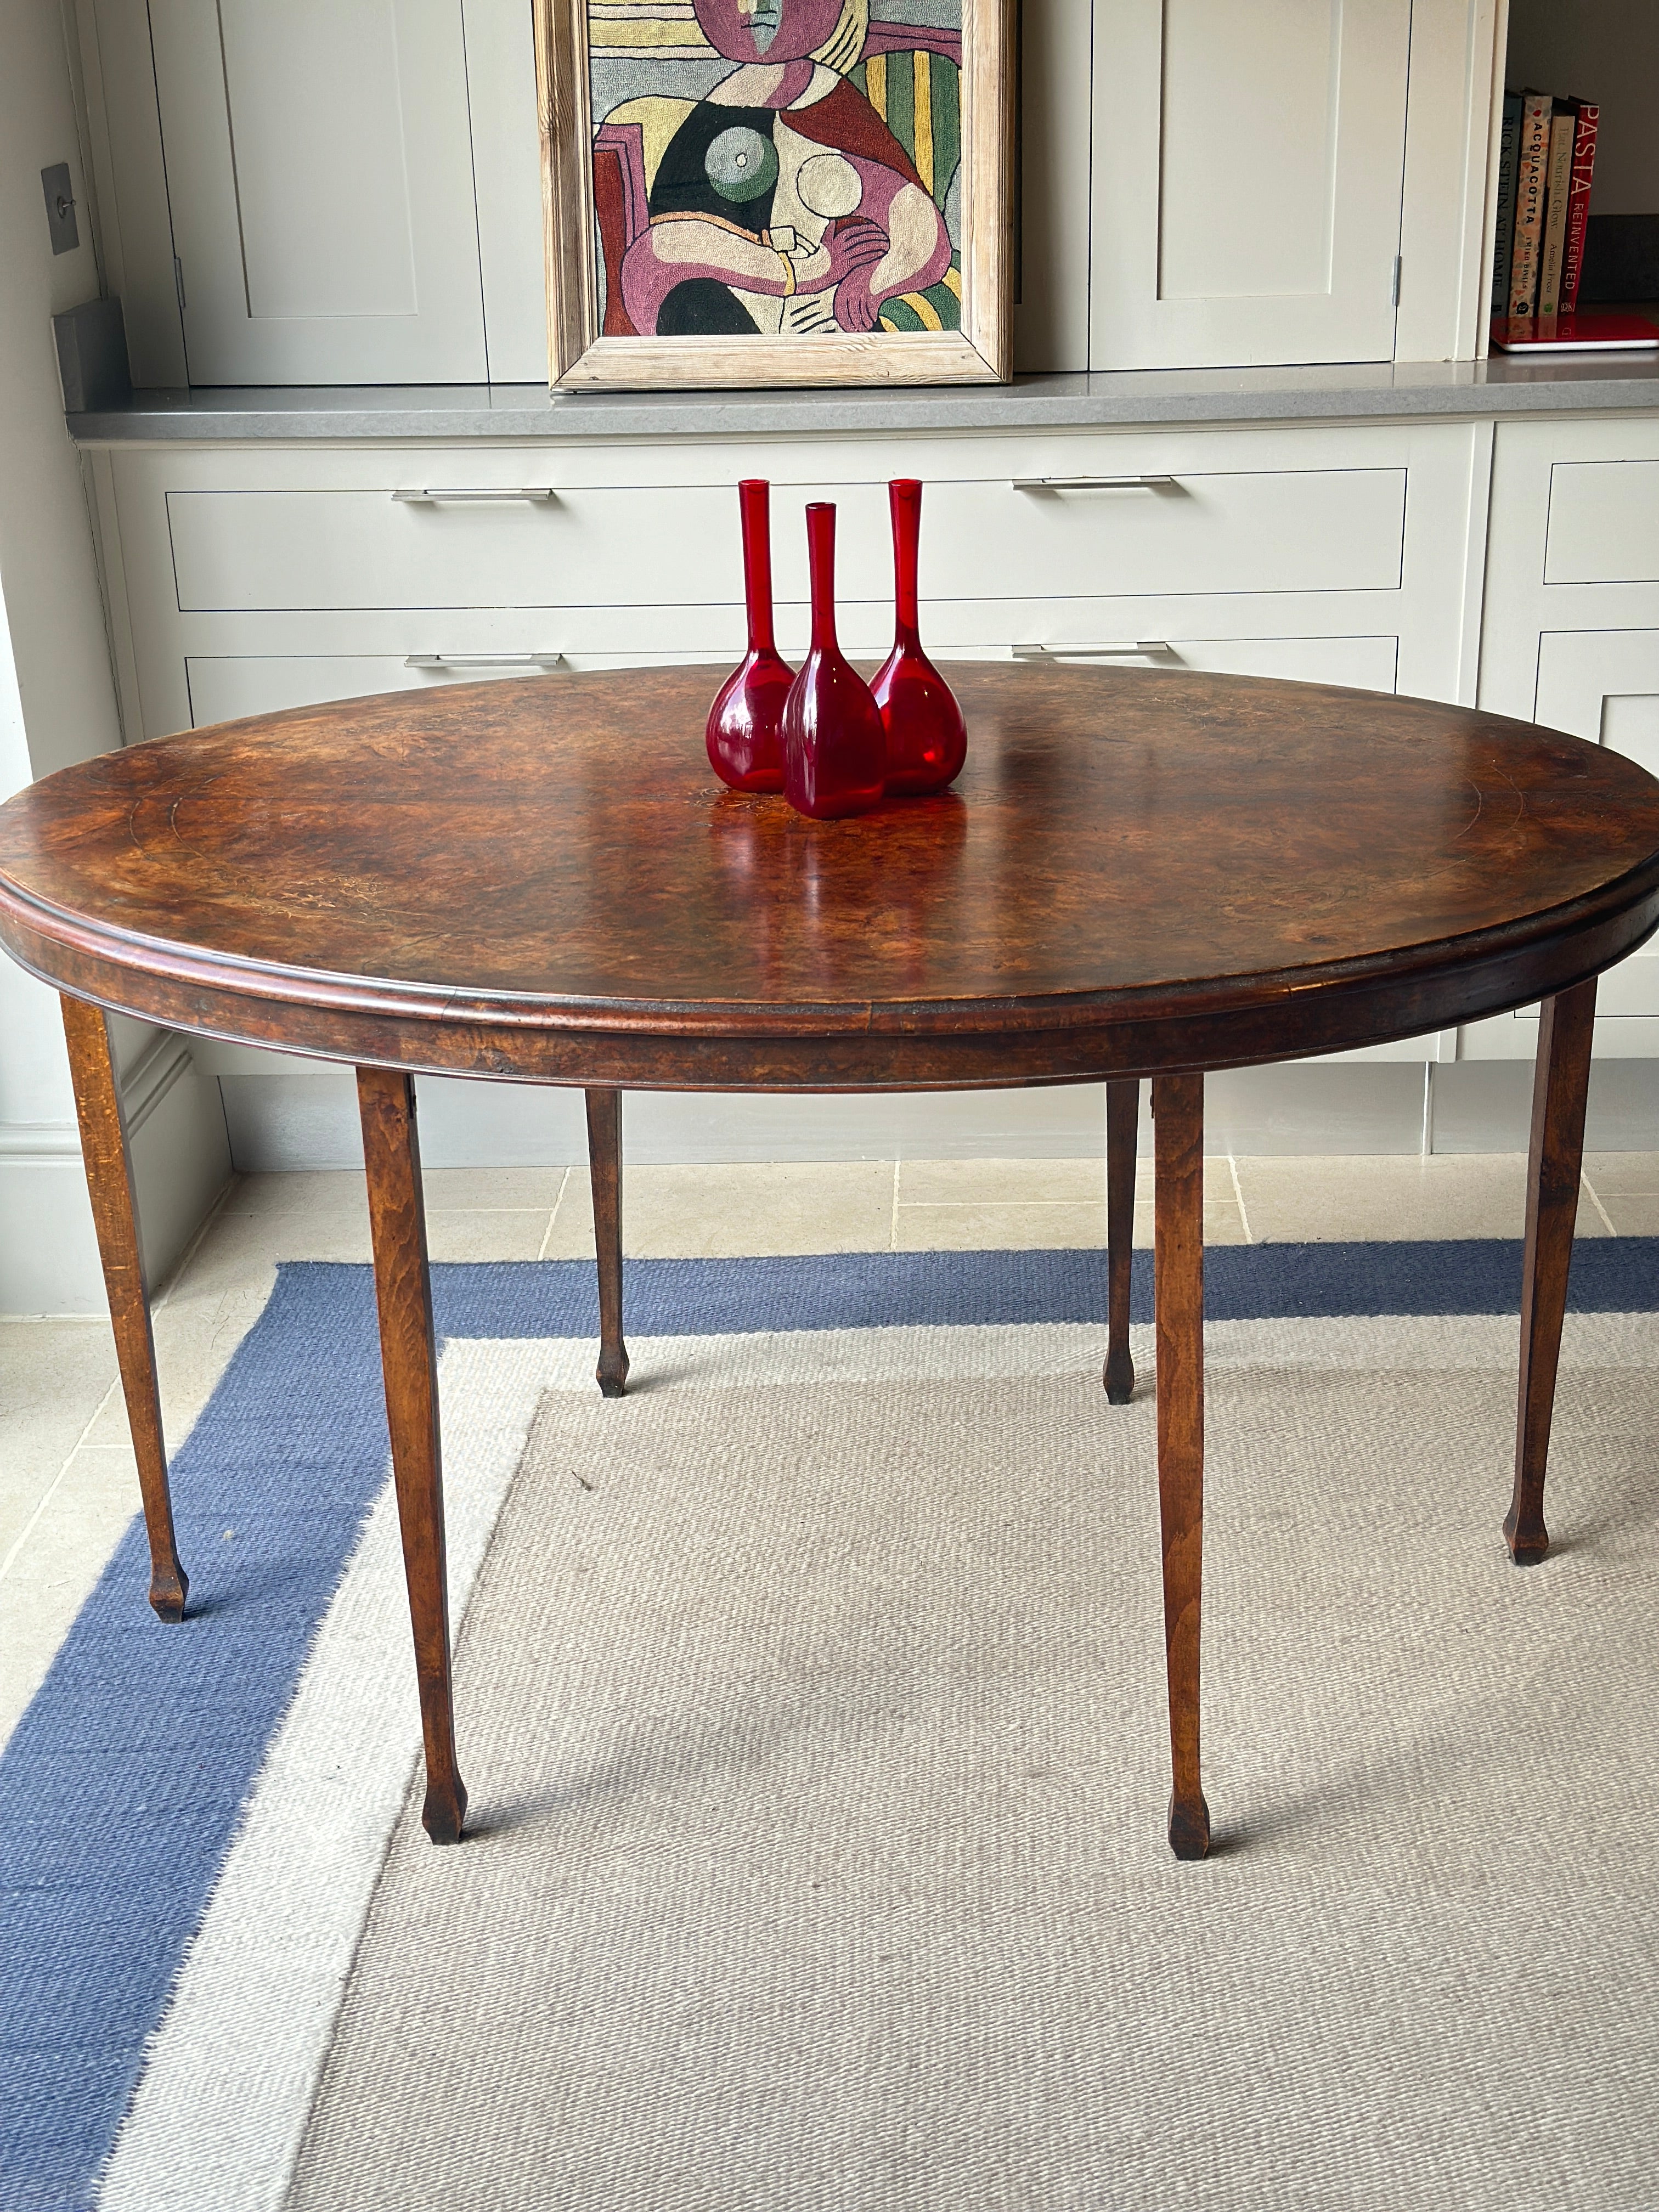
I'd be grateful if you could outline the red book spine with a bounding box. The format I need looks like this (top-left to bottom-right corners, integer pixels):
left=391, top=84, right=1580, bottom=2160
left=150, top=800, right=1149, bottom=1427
left=1561, top=102, right=1599, bottom=317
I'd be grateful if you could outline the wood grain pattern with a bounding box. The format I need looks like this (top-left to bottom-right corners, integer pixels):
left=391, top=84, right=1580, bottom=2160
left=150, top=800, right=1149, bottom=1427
left=357, top=1065, right=467, bottom=1844
left=1506, top=979, right=1599, bottom=1566
left=1153, top=1070, right=1209, bottom=1861
left=585, top=1087, right=630, bottom=1397
left=3, top=666, right=1656, bottom=1098
left=1103, top=1076, right=1139, bottom=1403
left=60, top=994, right=188, bottom=1622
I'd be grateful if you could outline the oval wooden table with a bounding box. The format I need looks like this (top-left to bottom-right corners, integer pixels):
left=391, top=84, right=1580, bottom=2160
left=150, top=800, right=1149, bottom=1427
left=4, top=662, right=1658, bottom=1860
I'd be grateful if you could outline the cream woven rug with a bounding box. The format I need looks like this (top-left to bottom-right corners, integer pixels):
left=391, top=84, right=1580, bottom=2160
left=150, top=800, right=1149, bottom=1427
left=272, top=1325, right=1659, bottom=2211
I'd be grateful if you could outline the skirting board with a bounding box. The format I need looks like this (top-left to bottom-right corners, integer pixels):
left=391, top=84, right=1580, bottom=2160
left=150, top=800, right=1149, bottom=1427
left=0, top=1041, right=232, bottom=1316
left=211, top=1060, right=1659, bottom=1173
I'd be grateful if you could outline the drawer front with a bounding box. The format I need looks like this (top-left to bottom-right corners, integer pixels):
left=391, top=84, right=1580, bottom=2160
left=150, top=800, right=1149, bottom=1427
left=925, top=470, right=1406, bottom=600
left=168, top=486, right=746, bottom=614
left=1006, top=634, right=1397, bottom=691
left=184, top=628, right=1399, bottom=733
left=183, top=650, right=732, bottom=727
left=1544, top=460, right=1659, bottom=586
left=166, top=465, right=1407, bottom=615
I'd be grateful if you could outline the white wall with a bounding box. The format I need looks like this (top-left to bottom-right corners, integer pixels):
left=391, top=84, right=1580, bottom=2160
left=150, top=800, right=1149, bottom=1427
left=0, top=0, right=230, bottom=1313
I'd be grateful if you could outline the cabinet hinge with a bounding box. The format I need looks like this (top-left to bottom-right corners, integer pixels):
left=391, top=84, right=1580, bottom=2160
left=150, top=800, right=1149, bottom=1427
left=173, top=255, right=186, bottom=314
left=1391, top=255, right=1402, bottom=308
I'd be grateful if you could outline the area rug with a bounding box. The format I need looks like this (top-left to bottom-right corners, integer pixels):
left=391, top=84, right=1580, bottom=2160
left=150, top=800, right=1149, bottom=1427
left=4, top=1245, right=1659, bottom=2211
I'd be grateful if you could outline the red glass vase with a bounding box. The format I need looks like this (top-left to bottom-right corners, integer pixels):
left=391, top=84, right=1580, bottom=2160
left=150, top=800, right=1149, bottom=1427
left=870, top=478, right=967, bottom=795
left=706, top=478, right=793, bottom=792
left=782, top=503, right=887, bottom=821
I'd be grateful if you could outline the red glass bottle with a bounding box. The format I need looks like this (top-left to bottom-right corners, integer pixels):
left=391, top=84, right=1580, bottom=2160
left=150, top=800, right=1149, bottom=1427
left=706, top=479, right=793, bottom=792
left=782, top=502, right=887, bottom=821
left=870, top=478, right=967, bottom=795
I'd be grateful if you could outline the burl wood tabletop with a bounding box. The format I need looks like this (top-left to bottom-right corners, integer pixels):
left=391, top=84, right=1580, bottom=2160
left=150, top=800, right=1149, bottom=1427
left=3, top=662, right=1658, bottom=1090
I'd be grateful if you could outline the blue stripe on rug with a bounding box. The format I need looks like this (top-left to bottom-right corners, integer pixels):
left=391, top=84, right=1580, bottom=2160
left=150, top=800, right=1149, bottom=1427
left=3, top=1236, right=1657, bottom=2210
left=430, top=1237, right=1659, bottom=1336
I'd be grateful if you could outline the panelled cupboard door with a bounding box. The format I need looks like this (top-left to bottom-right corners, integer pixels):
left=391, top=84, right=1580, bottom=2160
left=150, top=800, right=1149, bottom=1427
left=1464, top=628, right=1659, bottom=1059
left=1088, top=0, right=1410, bottom=369
left=147, top=0, right=487, bottom=383
left=1537, top=629, right=1659, bottom=1047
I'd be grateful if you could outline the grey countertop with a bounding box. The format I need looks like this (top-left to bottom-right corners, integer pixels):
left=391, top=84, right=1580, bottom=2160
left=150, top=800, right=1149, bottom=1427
left=65, top=356, right=1659, bottom=442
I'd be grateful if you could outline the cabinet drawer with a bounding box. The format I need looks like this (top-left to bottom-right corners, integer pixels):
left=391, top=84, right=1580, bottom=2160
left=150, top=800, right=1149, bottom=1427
left=167, top=486, right=747, bottom=613
left=166, top=465, right=1407, bottom=615
left=928, top=470, right=1406, bottom=601
left=183, top=650, right=731, bottom=728
left=1544, top=460, right=1659, bottom=586
left=184, top=629, right=1398, bottom=736
left=1005, top=634, right=1397, bottom=691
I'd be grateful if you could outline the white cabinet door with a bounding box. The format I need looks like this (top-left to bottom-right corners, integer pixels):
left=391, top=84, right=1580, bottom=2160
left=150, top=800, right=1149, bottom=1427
left=1088, top=0, right=1410, bottom=370
left=148, top=0, right=488, bottom=383
left=1465, top=628, right=1659, bottom=1058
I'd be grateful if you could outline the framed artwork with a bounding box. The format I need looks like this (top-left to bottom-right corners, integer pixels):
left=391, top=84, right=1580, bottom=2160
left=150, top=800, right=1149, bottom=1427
left=534, top=0, right=1013, bottom=388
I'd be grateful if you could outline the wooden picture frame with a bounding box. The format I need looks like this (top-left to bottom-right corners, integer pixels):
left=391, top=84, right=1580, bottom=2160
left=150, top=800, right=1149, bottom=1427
left=534, top=0, right=1013, bottom=389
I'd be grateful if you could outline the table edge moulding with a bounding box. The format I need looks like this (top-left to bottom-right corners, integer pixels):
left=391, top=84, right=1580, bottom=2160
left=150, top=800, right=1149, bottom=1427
left=2, top=661, right=1657, bottom=1861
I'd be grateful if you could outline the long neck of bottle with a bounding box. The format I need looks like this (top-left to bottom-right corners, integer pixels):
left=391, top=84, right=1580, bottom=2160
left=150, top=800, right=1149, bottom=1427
left=738, top=479, right=776, bottom=652
left=890, top=478, right=922, bottom=644
left=806, top=503, right=839, bottom=652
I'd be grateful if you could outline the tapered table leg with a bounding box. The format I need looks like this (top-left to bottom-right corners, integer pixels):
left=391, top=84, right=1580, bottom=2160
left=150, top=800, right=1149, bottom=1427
left=1507, top=978, right=1598, bottom=1566
left=585, top=1087, right=629, bottom=1398
left=1104, top=1078, right=1141, bottom=1403
left=357, top=1066, right=467, bottom=1845
left=60, top=996, right=188, bottom=1622
left=1153, top=1070, right=1210, bottom=1860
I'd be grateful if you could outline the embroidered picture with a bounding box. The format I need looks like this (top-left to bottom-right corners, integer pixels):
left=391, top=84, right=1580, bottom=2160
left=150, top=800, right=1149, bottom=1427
left=536, top=0, right=1008, bottom=386
left=588, top=0, right=963, bottom=340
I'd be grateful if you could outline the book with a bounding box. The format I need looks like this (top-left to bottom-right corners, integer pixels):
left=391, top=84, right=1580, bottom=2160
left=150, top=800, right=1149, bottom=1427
left=1490, top=309, right=1659, bottom=353
left=1508, top=91, right=1553, bottom=319
left=1560, top=101, right=1600, bottom=316
left=1536, top=105, right=1577, bottom=319
left=1491, top=92, right=1522, bottom=313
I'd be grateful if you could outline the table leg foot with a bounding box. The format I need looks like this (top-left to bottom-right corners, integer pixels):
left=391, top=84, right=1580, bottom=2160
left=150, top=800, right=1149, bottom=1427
left=61, top=996, right=190, bottom=1624
left=585, top=1087, right=630, bottom=1398
left=1167, top=1791, right=1211, bottom=1861
left=1506, top=978, right=1596, bottom=1568
left=1503, top=1512, right=1549, bottom=1567
left=1103, top=1077, right=1140, bottom=1403
left=358, top=1065, right=468, bottom=1848
left=148, top=1568, right=189, bottom=1622
left=421, top=1773, right=470, bottom=1847
left=1154, top=1070, right=1207, bottom=1861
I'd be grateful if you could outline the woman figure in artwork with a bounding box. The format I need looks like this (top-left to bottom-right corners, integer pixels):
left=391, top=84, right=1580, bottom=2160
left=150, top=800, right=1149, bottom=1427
left=606, top=0, right=953, bottom=337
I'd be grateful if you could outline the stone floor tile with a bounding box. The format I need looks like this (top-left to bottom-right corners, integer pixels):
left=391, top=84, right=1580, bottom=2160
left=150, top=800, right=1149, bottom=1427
left=425, top=1210, right=555, bottom=1263
left=1231, top=1152, right=1607, bottom=1242
left=892, top=1202, right=1108, bottom=1252
left=0, top=1320, right=117, bottom=1561
left=1583, top=1153, right=1659, bottom=1198
left=544, top=1161, right=896, bottom=1259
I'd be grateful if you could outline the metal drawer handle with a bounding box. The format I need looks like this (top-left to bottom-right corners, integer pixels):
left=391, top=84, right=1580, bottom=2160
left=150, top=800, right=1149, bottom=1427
left=405, top=653, right=566, bottom=670
left=1010, top=475, right=1179, bottom=491
left=1013, top=641, right=1175, bottom=661
left=392, top=487, right=556, bottom=504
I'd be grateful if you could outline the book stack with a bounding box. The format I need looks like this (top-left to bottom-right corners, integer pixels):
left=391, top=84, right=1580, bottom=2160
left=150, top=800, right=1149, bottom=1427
left=1491, top=90, right=1656, bottom=352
